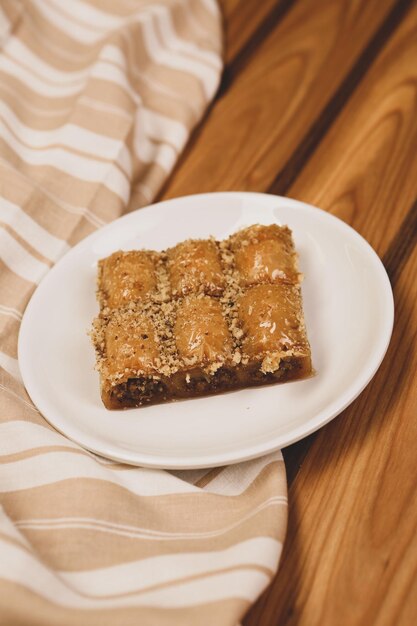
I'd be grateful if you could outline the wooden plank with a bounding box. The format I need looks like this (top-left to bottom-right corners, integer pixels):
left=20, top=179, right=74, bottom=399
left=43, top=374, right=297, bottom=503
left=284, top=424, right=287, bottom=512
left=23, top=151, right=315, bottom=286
left=286, top=4, right=417, bottom=253
left=219, top=0, right=290, bottom=65
left=282, top=201, right=417, bottom=490
left=246, top=238, right=417, bottom=626
left=268, top=0, right=415, bottom=195
left=159, top=0, right=399, bottom=200
left=244, top=3, right=417, bottom=624
left=278, top=0, right=417, bottom=490
left=383, top=201, right=417, bottom=286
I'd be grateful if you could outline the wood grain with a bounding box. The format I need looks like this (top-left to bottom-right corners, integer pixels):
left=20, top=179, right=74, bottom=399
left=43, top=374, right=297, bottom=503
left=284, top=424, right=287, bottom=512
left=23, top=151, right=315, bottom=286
left=244, top=3, right=417, bottom=624
left=220, top=0, right=295, bottom=87
left=383, top=200, right=417, bottom=285
left=245, top=241, right=417, bottom=626
left=282, top=201, right=417, bottom=492
left=287, top=1, right=417, bottom=254
left=159, top=0, right=397, bottom=200
left=219, top=0, right=292, bottom=65
left=269, top=0, right=414, bottom=195
left=273, top=0, right=417, bottom=495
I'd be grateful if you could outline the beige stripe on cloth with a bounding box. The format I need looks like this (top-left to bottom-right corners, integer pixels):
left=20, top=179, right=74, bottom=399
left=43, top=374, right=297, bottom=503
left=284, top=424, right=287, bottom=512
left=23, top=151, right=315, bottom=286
left=0, top=1, right=288, bottom=624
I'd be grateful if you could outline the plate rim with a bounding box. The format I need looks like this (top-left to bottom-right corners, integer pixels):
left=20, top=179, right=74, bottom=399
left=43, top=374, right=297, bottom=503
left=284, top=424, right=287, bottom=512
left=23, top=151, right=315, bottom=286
left=18, top=192, right=394, bottom=468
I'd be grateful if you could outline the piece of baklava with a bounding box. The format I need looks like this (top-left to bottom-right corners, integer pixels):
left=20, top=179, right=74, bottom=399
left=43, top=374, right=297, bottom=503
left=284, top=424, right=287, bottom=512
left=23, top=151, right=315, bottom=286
left=90, top=225, right=312, bottom=409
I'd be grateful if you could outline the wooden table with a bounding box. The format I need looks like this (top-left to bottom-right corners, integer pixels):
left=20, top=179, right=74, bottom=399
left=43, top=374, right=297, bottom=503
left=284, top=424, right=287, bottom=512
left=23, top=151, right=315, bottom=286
left=159, top=0, right=417, bottom=623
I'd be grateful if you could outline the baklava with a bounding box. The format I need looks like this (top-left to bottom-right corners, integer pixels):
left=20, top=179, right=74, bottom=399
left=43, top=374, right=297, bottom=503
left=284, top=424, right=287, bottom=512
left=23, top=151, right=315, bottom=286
left=90, top=224, right=312, bottom=409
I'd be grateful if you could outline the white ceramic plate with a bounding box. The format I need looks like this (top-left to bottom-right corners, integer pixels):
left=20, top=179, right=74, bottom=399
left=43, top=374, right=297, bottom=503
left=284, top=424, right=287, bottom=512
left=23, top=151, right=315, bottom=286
left=18, top=192, right=394, bottom=469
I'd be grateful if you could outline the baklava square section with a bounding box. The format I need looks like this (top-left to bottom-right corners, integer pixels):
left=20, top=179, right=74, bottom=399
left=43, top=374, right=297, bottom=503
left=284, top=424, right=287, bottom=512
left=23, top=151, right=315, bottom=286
left=168, top=239, right=225, bottom=297
left=231, top=224, right=299, bottom=287
left=98, top=250, right=158, bottom=309
left=174, top=295, right=232, bottom=368
left=238, top=284, right=311, bottom=372
left=103, top=311, right=161, bottom=383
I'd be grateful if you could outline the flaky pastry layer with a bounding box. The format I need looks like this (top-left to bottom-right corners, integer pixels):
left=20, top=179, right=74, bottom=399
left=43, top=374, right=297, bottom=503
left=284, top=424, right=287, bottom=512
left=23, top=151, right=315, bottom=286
left=90, top=224, right=313, bottom=409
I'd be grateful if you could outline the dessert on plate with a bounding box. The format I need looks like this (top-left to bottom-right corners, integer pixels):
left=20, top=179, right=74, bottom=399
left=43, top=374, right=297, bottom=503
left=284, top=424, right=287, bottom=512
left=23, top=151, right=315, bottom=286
left=90, top=224, right=312, bottom=409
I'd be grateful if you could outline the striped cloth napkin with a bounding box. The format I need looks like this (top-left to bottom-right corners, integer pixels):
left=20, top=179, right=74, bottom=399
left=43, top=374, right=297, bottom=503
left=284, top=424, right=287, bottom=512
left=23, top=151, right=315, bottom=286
left=0, top=1, right=287, bottom=624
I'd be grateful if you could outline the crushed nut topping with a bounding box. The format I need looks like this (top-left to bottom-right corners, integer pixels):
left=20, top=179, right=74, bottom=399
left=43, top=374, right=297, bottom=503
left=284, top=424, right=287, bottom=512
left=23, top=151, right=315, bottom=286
left=90, top=224, right=312, bottom=408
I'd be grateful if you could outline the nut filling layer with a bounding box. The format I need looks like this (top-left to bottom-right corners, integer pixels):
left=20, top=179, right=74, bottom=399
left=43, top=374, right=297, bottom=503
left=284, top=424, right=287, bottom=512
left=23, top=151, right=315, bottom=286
left=90, top=224, right=313, bottom=409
